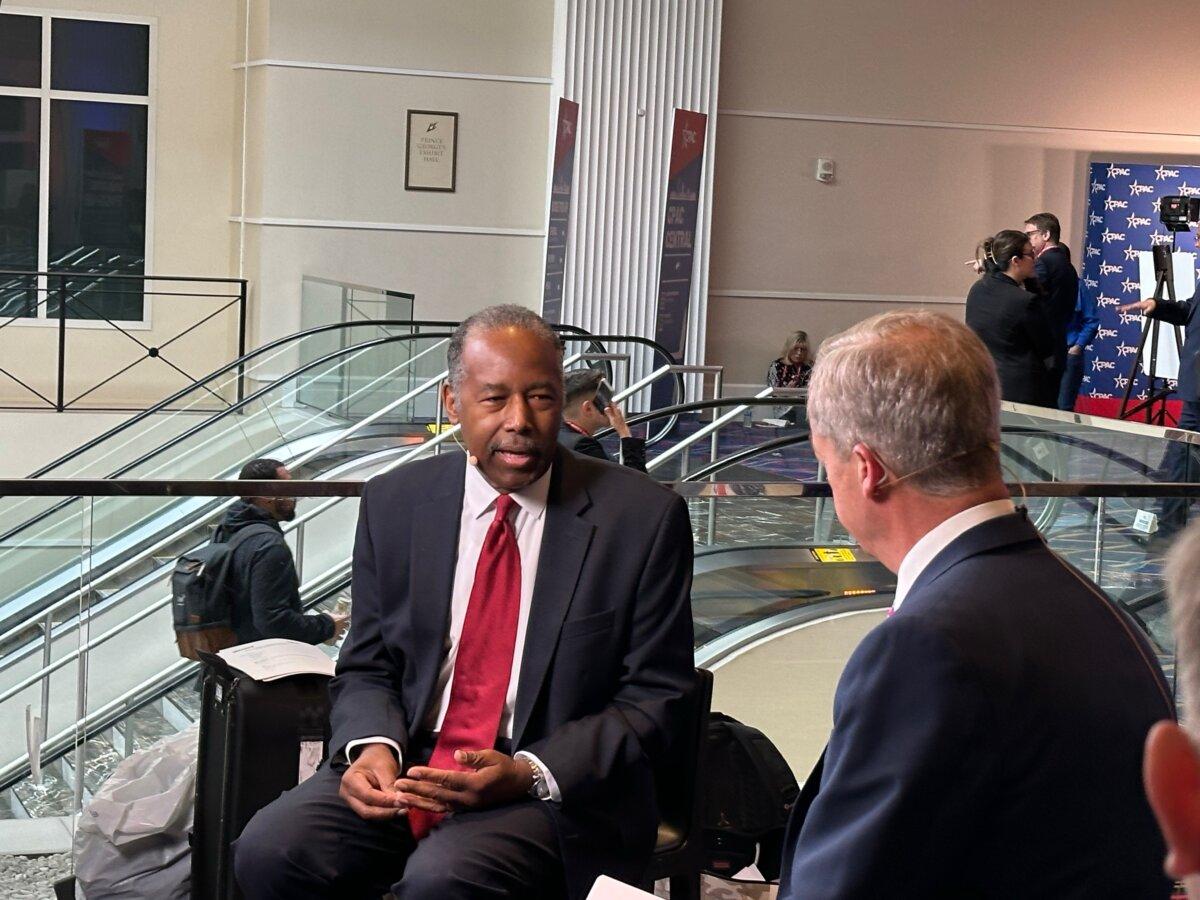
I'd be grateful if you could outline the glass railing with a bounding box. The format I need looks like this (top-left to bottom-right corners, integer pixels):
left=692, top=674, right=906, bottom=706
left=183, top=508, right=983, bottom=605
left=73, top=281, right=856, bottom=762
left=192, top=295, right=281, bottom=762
left=0, top=332, right=458, bottom=632
left=0, top=477, right=1185, bottom=832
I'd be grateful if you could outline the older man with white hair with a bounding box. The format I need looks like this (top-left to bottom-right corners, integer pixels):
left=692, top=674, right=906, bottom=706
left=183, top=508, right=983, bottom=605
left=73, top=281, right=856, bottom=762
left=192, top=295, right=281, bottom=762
left=1145, top=526, right=1200, bottom=895
left=778, top=310, right=1173, bottom=898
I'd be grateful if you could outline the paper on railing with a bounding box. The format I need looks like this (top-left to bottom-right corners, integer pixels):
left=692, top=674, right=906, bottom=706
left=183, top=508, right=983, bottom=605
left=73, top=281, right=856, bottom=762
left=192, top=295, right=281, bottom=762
left=217, top=639, right=335, bottom=681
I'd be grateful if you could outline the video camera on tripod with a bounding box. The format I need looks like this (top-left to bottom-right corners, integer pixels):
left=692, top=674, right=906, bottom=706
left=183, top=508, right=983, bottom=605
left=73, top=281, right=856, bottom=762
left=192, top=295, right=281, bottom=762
left=1118, top=195, right=1198, bottom=422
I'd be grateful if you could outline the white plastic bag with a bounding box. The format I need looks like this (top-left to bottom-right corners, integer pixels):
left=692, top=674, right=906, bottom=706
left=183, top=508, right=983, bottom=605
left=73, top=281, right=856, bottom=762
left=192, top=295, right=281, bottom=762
left=74, top=723, right=198, bottom=899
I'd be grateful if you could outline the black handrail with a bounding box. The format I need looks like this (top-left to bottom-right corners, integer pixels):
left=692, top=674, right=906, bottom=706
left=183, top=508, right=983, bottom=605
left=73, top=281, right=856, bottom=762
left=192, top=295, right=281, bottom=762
left=0, top=269, right=249, bottom=411
left=1, top=479, right=1199, bottom=498
left=0, top=331, right=455, bottom=548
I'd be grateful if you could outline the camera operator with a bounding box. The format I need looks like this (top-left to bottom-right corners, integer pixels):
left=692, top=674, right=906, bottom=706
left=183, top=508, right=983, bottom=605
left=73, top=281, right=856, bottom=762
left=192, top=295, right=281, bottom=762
left=1121, top=272, right=1200, bottom=538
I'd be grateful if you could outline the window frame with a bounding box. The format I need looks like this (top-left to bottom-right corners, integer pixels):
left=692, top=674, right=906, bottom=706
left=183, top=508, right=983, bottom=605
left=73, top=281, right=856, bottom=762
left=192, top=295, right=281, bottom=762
left=0, top=6, right=156, bottom=330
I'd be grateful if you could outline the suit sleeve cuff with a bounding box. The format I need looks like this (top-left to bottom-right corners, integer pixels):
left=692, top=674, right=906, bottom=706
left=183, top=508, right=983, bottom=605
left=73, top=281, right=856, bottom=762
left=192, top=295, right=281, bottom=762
left=345, top=737, right=403, bottom=768
left=514, top=750, right=562, bottom=802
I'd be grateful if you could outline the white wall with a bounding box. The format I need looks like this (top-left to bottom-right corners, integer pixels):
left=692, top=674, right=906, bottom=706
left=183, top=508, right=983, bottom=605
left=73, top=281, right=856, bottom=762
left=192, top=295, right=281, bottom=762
left=707, top=0, right=1200, bottom=388
left=236, top=0, right=558, bottom=345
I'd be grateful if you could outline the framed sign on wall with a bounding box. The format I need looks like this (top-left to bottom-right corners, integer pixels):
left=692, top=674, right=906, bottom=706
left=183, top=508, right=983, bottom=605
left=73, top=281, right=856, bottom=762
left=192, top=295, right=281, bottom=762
left=405, top=110, right=458, bottom=192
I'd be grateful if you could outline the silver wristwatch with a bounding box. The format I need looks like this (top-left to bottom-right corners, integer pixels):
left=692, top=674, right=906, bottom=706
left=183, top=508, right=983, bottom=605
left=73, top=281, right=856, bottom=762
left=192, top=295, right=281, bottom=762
left=525, top=757, right=550, bottom=800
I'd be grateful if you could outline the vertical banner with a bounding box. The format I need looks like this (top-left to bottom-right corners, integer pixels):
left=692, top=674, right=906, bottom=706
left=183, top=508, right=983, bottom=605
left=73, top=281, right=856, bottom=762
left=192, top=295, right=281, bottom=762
left=652, top=109, right=708, bottom=406
left=1078, top=162, right=1200, bottom=417
left=541, top=99, right=580, bottom=324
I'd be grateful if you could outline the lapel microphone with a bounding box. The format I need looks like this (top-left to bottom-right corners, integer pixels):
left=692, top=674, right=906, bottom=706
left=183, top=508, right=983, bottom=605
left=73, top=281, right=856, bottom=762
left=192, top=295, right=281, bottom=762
left=468, top=454, right=478, bottom=466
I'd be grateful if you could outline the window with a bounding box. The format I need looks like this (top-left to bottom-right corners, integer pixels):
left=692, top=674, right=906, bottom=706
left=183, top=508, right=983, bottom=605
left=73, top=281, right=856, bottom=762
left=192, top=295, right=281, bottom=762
left=0, top=12, right=152, bottom=323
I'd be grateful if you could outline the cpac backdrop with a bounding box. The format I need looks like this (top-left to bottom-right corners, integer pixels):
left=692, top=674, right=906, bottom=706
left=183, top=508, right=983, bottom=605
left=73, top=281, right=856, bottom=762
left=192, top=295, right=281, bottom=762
left=1078, top=161, right=1200, bottom=418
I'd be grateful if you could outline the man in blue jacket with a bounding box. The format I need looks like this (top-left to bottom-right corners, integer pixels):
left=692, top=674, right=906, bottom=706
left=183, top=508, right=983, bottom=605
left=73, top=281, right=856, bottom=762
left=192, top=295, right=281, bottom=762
left=779, top=310, right=1172, bottom=898
left=216, top=457, right=348, bottom=645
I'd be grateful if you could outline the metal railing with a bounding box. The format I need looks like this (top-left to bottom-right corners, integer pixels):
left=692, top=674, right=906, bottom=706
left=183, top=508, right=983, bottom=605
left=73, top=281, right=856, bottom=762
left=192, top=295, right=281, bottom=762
left=0, top=475, right=1190, bottom=795
left=0, top=269, right=249, bottom=412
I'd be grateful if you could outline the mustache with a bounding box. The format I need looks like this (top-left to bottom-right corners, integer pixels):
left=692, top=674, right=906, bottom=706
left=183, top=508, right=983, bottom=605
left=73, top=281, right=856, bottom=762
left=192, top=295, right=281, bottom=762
left=489, top=440, right=540, bottom=455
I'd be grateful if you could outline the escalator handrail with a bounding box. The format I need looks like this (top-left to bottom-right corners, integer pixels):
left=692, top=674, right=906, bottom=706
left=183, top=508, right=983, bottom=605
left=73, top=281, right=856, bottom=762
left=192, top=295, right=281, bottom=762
left=0, top=330, right=457, bottom=549
left=25, top=319, right=604, bottom=480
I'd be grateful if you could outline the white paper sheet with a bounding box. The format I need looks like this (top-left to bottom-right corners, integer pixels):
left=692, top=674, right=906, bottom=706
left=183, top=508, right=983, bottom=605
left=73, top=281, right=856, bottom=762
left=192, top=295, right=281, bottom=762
left=1137, top=250, right=1195, bottom=380
left=216, top=638, right=335, bottom=681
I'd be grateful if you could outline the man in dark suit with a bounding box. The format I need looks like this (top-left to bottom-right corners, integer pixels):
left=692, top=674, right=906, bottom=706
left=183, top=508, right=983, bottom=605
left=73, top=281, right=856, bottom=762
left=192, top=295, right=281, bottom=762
left=779, top=310, right=1173, bottom=898
left=558, top=368, right=647, bottom=472
left=233, top=305, right=695, bottom=899
left=1024, top=213, right=1082, bottom=410
left=1122, top=280, right=1200, bottom=537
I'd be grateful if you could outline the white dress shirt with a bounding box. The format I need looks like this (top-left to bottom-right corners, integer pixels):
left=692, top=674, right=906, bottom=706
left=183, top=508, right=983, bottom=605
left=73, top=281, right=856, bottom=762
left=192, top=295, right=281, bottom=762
left=890, top=499, right=1016, bottom=613
left=347, top=460, right=560, bottom=800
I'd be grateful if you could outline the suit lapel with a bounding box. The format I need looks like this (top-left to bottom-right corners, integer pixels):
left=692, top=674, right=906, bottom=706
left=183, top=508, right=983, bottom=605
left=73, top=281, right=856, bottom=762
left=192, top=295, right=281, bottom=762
left=408, top=457, right=465, bottom=726
left=512, top=450, right=595, bottom=746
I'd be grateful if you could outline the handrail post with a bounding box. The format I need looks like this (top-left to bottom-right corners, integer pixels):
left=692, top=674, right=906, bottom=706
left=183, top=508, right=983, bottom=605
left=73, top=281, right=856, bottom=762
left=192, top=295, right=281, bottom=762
left=1092, top=496, right=1107, bottom=583
left=39, top=612, right=52, bottom=741
left=294, top=522, right=306, bottom=583
left=56, top=274, right=67, bottom=411
left=434, top=377, right=445, bottom=456
left=236, top=280, right=248, bottom=404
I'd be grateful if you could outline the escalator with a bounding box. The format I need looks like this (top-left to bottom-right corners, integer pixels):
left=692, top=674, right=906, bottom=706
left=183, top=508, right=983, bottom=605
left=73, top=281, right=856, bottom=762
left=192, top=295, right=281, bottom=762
left=0, top=323, right=687, bottom=818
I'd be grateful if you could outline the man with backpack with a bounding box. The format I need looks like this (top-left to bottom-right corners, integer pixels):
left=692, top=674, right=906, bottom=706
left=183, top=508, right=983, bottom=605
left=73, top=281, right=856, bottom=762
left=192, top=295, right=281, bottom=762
left=203, top=458, right=347, bottom=647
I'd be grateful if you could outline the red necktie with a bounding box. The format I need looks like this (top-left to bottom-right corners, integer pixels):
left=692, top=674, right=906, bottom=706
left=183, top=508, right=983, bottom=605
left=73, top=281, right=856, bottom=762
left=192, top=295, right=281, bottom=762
left=409, top=493, right=522, bottom=839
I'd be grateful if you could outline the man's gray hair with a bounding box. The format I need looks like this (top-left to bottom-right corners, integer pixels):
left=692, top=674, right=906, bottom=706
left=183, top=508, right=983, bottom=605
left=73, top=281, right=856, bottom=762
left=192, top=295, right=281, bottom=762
left=806, top=310, right=1002, bottom=495
left=447, top=305, right=563, bottom=390
left=1168, top=525, right=1200, bottom=728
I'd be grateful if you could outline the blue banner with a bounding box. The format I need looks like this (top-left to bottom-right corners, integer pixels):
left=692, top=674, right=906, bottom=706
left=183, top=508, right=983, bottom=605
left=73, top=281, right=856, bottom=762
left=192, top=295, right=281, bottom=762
left=1080, top=161, right=1200, bottom=415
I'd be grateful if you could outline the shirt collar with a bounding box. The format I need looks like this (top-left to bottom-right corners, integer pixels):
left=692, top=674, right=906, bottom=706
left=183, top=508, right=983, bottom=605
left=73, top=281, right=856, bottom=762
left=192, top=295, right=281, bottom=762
left=891, top=499, right=1015, bottom=612
left=463, top=457, right=552, bottom=523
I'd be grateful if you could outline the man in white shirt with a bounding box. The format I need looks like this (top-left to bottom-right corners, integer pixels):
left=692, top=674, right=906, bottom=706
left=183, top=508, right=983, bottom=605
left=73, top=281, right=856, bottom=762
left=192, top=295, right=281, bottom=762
left=234, top=305, right=695, bottom=899
left=778, top=310, right=1173, bottom=898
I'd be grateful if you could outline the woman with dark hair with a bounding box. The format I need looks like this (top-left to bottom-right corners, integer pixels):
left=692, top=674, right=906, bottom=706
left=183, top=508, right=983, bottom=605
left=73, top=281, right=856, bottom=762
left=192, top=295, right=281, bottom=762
left=767, top=330, right=813, bottom=423
left=965, top=229, right=1056, bottom=406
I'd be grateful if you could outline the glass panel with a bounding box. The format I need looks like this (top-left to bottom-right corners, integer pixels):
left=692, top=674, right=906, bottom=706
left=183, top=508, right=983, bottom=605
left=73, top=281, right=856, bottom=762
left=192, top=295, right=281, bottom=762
left=47, top=100, right=147, bottom=321
left=0, top=14, right=42, bottom=88
left=50, top=18, right=149, bottom=96
left=0, top=96, right=40, bottom=318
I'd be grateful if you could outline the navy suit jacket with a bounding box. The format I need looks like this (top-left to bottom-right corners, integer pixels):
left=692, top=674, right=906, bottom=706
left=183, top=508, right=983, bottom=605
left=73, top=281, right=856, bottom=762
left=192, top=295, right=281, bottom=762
left=1146, top=279, right=1200, bottom=402
left=329, top=448, right=695, bottom=897
left=779, top=511, right=1173, bottom=899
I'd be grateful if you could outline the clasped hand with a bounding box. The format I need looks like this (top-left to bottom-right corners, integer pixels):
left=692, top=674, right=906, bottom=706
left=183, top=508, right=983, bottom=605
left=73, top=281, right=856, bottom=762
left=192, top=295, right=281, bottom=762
left=339, top=744, right=533, bottom=821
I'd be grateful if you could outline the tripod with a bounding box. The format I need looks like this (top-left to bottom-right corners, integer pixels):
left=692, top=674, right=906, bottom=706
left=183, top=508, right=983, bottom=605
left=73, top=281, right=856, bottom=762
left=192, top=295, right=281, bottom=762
left=1119, top=242, right=1185, bottom=425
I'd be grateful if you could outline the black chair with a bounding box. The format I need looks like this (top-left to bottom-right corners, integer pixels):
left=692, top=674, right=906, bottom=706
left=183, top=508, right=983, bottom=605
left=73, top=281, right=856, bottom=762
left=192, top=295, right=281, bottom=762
left=641, top=667, right=714, bottom=900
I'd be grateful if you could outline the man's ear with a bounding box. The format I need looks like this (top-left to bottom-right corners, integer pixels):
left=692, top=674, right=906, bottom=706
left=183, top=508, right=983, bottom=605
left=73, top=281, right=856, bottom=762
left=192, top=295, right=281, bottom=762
left=1145, top=720, right=1200, bottom=878
left=851, top=442, right=888, bottom=498
left=442, top=382, right=460, bottom=425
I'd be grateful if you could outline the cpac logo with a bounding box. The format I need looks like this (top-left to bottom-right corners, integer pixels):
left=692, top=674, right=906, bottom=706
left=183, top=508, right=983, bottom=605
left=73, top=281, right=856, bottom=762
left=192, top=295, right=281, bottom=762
left=1126, top=215, right=1152, bottom=229
left=1118, top=311, right=1142, bottom=325
left=1116, top=343, right=1139, bottom=357
left=1088, top=389, right=1107, bottom=398
left=1086, top=245, right=1101, bottom=257
left=1105, top=197, right=1129, bottom=211
left=1082, top=375, right=1092, bottom=384
left=1091, top=180, right=1106, bottom=194
left=1089, top=212, right=1103, bottom=226
left=1101, top=229, right=1125, bottom=243
left=1091, top=359, right=1116, bottom=371
left=1121, top=278, right=1141, bottom=294
left=1152, top=232, right=1174, bottom=245
left=1128, top=180, right=1154, bottom=197
left=1114, top=375, right=1131, bottom=390
left=682, top=126, right=697, bottom=147
left=1097, top=294, right=1120, bottom=308
left=1179, top=182, right=1200, bottom=198
left=1153, top=197, right=1163, bottom=213
left=1156, top=165, right=1180, bottom=181
left=1124, top=245, right=1140, bottom=261
left=1083, top=277, right=1098, bottom=289
left=1107, top=164, right=1131, bottom=178
left=1096, top=327, right=1119, bottom=340
left=1098, top=262, right=1122, bottom=276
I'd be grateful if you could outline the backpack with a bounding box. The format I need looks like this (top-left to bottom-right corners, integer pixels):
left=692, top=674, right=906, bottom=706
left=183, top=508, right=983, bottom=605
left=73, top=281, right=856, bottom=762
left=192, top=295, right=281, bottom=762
left=702, top=712, right=799, bottom=882
left=171, top=523, right=277, bottom=660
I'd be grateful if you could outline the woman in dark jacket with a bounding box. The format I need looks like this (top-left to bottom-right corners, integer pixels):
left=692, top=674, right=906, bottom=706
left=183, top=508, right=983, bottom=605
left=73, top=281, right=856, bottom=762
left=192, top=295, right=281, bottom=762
left=965, top=230, right=1056, bottom=406
left=767, top=330, right=813, bottom=423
